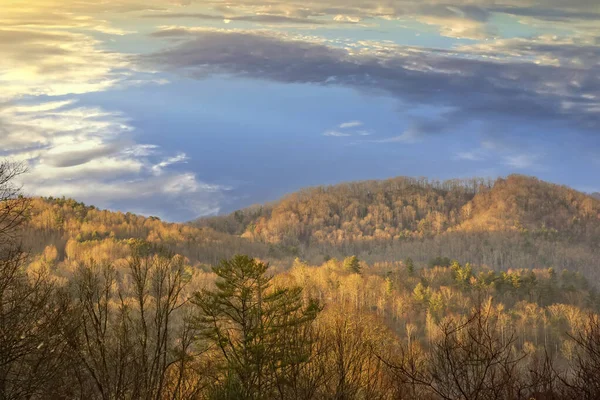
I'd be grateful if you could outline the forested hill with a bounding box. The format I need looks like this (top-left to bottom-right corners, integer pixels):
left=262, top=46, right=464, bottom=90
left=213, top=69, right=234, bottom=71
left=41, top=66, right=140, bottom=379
left=19, top=175, right=600, bottom=280
left=197, top=175, right=600, bottom=245
left=20, top=197, right=270, bottom=269
left=196, top=175, right=600, bottom=278
left=196, top=176, right=491, bottom=240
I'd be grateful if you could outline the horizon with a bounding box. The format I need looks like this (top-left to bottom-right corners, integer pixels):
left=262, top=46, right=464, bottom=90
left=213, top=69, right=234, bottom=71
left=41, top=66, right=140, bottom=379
left=2, top=0, right=600, bottom=221
left=29, top=173, right=600, bottom=222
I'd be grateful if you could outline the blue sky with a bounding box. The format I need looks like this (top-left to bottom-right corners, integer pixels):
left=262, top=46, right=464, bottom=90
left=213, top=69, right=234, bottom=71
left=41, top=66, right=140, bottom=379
left=1, top=0, right=599, bottom=221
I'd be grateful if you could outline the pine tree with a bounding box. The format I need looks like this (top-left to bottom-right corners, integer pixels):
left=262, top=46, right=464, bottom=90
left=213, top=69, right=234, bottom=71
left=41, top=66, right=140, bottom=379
left=406, top=257, right=415, bottom=276
left=343, top=255, right=361, bottom=274
left=192, top=255, right=320, bottom=400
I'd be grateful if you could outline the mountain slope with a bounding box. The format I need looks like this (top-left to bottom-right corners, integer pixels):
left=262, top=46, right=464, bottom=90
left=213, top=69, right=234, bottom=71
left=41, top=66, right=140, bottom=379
left=195, top=175, right=600, bottom=278
left=18, top=175, right=600, bottom=281
left=197, top=176, right=492, bottom=244
left=21, top=197, right=271, bottom=269
left=197, top=175, right=600, bottom=246
left=454, top=175, right=600, bottom=242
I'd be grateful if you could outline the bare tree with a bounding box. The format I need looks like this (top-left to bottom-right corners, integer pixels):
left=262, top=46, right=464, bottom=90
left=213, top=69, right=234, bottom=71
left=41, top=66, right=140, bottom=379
left=563, top=314, right=600, bottom=400
left=66, top=245, right=195, bottom=399
left=0, top=160, right=72, bottom=399
left=387, top=301, right=526, bottom=400
left=0, top=161, right=28, bottom=244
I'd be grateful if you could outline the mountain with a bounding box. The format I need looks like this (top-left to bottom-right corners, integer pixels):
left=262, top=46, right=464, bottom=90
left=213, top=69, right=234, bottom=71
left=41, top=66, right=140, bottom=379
left=21, top=197, right=271, bottom=269
left=17, top=175, right=600, bottom=281
left=197, top=175, right=600, bottom=244
left=196, top=175, right=600, bottom=278
left=592, top=192, right=600, bottom=200
left=196, top=176, right=490, bottom=241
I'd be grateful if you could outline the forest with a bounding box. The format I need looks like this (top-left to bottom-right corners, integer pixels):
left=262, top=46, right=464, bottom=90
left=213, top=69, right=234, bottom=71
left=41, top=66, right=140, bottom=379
left=2, top=160, right=600, bottom=399
left=198, top=175, right=600, bottom=280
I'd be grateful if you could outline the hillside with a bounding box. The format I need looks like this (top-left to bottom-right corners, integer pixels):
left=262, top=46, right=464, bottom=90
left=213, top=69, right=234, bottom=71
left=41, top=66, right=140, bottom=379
left=197, top=177, right=491, bottom=242
left=196, top=175, right=600, bottom=278
left=15, top=175, right=600, bottom=281
left=20, top=197, right=271, bottom=270
left=198, top=175, right=600, bottom=244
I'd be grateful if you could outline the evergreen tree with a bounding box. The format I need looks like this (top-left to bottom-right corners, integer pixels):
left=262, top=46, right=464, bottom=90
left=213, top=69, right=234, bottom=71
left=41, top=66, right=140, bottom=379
left=406, top=257, right=415, bottom=276
left=193, top=255, right=320, bottom=400
left=343, top=255, right=361, bottom=274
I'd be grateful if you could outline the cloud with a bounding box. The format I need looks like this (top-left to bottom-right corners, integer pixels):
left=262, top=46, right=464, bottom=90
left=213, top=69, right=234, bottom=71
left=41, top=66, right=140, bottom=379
left=28, top=172, right=227, bottom=219
left=145, top=28, right=600, bottom=135
left=457, top=35, right=600, bottom=68
left=339, top=121, right=363, bottom=129
left=456, top=150, right=486, bottom=161
left=323, top=130, right=352, bottom=137
left=43, top=142, right=124, bottom=168
left=2, top=99, right=228, bottom=221
left=5, top=0, right=599, bottom=42
left=194, top=0, right=600, bottom=40
left=0, top=28, right=128, bottom=101
left=323, top=121, right=374, bottom=137
left=0, top=1, right=135, bottom=34
left=141, top=11, right=361, bottom=26
left=3, top=0, right=598, bottom=217
left=455, top=131, right=545, bottom=171
left=385, top=130, right=420, bottom=143
left=503, top=154, right=540, bottom=169
left=0, top=2, right=235, bottom=221
left=152, top=153, right=189, bottom=175
left=414, top=15, right=492, bottom=39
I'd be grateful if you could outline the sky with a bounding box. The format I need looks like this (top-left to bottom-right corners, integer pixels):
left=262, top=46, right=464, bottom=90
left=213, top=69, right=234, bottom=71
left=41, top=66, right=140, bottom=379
left=1, top=0, right=599, bottom=221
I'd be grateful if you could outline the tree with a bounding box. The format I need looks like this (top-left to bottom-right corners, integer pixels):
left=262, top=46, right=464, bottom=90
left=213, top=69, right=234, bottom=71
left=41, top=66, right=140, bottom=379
left=429, top=256, right=451, bottom=268
left=0, top=161, right=28, bottom=243
left=388, top=300, right=525, bottom=400
left=65, top=244, right=195, bottom=400
left=0, top=161, right=72, bottom=399
left=192, top=255, right=320, bottom=399
left=564, top=314, right=600, bottom=399
left=451, top=261, right=472, bottom=288
left=318, top=309, right=396, bottom=399
left=343, top=256, right=361, bottom=274
left=406, top=258, right=415, bottom=277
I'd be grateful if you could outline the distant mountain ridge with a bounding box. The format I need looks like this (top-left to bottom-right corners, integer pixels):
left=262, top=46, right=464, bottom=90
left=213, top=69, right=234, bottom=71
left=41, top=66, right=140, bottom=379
left=20, top=197, right=270, bottom=268
left=195, top=175, right=600, bottom=278
left=18, top=175, right=600, bottom=281
left=196, top=175, right=600, bottom=246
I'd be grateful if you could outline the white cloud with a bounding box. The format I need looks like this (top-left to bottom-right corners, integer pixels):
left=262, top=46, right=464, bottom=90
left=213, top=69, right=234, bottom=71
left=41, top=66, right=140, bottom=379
left=0, top=4, right=231, bottom=221
left=456, top=150, right=486, bottom=161
left=123, top=144, right=159, bottom=157
left=152, top=153, right=189, bottom=175
left=456, top=134, right=545, bottom=170
left=374, top=126, right=423, bottom=143
left=339, top=120, right=363, bottom=129
left=504, top=154, right=540, bottom=169
left=3, top=99, right=227, bottom=221
left=415, top=15, right=492, bottom=40
left=0, top=28, right=128, bottom=101
left=333, top=15, right=362, bottom=23
left=323, top=130, right=352, bottom=137
left=324, top=121, right=374, bottom=137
